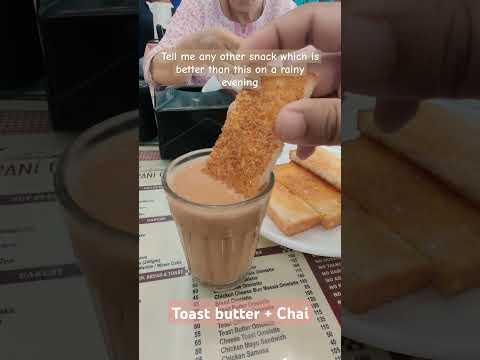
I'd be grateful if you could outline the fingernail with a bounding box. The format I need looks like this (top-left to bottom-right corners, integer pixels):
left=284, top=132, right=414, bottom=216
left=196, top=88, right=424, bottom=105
left=275, top=108, right=306, bottom=141
left=296, top=146, right=315, bottom=160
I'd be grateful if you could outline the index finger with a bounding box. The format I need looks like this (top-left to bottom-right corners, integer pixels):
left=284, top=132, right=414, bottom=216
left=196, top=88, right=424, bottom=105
left=240, top=3, right=341, bottom=52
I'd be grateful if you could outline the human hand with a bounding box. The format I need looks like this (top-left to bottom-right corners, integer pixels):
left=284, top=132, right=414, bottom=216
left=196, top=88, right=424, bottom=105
left=239, top=3, right=341, bottom=159
left=178, top=28, right=242, bottom=52
left=152, top=28, right=242, bottom=85
left=343, top=0, right=479, bottom=131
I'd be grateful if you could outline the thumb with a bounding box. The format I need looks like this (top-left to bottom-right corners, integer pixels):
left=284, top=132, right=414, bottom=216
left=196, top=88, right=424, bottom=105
left=274, top=98, right=341, bottom=146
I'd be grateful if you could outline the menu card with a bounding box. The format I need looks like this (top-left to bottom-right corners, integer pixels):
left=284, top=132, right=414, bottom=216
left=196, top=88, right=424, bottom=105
left=139, top=146, right=342, bottom=360
left=0, top=109, right=107, bottom=359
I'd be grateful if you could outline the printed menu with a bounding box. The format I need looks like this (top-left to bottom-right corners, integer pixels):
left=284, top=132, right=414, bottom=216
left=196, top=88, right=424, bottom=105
left=0, top=124, right=79, bottom=277
left=0, top=107, right=418, bottom=360
left=0, top=110, right=107, bottom=359
left=139, top=146, right=342, bottom=360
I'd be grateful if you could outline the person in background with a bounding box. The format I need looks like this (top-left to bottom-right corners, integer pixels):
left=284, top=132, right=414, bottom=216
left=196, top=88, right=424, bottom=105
left=149, top=0, right=180, bottom=11
left=296, top=0, right=334, bottom=5
left=144, top=0, right=297, bottom=87
left=139, top=0, right=154, bottom=59
left=171, top=0, right=182, bottom=11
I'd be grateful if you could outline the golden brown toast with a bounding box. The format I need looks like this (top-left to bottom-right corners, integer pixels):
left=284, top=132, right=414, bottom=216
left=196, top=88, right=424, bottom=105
left=358, top=101, right=480, bottom=206
left=289, top=147, right=341, bottom=190
left=343, top=137, right=480, bottom=295
left=204, top=75, right=318, bottom=197
left=267, top=183, right=322, bottom=236
left=343, top=197, right=434, bottom=313
left=274, top=163, right=341, bottom=229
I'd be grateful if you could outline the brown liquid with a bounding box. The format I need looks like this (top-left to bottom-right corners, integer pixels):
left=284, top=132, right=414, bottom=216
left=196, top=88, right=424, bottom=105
left=69, top=130, right=138, bottom=234
left=167, top=156, right=271, bottom=288
left=170, top=157, right=244, bottom=205
left=64, top=129, right=138, bottom=360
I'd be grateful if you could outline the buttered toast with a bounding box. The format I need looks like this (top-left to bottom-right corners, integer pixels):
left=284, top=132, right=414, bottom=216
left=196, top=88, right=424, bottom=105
left=267, top=183, right=323, bottom=236
left=358, top=102, right=480, bottom=206
left=204, top=75, right=318, bottom=197
left=344, top=137, right=480, bottom=295
left=343, top=197, right=434, bottom=313
left=274, top=163, right=341, bottom=229
left=290, top=147, right=341, bottom=190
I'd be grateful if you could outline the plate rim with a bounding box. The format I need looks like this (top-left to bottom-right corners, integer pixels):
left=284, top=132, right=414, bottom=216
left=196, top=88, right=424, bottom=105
left=260, top=144, right=341, bottom=257
left=343, top=305, right=479, bottom=359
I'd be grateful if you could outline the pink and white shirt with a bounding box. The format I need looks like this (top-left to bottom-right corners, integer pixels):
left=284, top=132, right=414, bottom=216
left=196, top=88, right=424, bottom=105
left=143, top=0, right=297, bottom=86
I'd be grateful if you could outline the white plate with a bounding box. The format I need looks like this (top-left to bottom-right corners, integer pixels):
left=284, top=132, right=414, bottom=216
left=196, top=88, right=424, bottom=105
left=343, top=288, right=480, bottom=359
left=260, top=144, right=341, bottom=257
left=341, top=95, right=479, bottom=359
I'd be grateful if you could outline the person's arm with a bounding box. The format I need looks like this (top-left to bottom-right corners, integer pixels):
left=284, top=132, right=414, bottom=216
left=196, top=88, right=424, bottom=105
left=343, top=0, right=479, bottom=131
left=242, top=0, right=478, bottom=152
left=143, top=0, right=205, bottom=86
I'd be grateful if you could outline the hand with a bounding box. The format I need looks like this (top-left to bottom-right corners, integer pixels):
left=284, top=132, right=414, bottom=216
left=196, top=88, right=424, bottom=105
left=151, top=28, right=242, bottom=86
left=178, top=28, right=242, bottom=51
left=343, top=0, right=479, bottom=131
left=240, top=3, right=341, bottom=159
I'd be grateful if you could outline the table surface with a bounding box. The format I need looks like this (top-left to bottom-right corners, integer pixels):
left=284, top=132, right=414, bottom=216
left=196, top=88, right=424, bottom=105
left=0, top=103, right=425, bottom=359
left=138, top=144, right=424, bottom=360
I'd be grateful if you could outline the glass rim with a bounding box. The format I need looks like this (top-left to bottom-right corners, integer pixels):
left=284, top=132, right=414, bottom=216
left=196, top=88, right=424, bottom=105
left=162, top=148, right=275, bottom=209
left=54, top=110, right=139, bottom=241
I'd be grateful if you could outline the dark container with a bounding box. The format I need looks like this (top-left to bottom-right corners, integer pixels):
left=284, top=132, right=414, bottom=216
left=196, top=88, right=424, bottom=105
left=37, top=0, right=137, bottom=130
left=155, top=86, right=236, bottom=159
left=138, top=80, right=158, bottom=142
left=0, top=2, right=44, bottom=91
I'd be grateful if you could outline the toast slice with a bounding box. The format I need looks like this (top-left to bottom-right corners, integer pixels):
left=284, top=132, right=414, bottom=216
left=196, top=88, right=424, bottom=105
left=289, top=147, right=341, bottom=190
left=267, top=183, right=322, bottom=236
left=358, top=101, right=480, bottom=206
left=343, top=197, right=434, bottom=313
left=204, top=75, right=318, bottom=197
left=274, top=163, right=341, bottom=229
left=343, top=137, right=480, bottom=295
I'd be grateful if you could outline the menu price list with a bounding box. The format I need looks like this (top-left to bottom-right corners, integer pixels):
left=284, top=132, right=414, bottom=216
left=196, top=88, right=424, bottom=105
left=192, top=272, right=291, bottom=360
left=0, top=149, right=77, bottom=271
left=140, top=243, right=340, bottom=360
left=304, top=255, right=341, bottom=322
left=0, top=276, right=108, bottom=359
left=209, top=322, right=287, bottom=360
left=0, top=112, right=107, bottom=359
left=192, top=280, right=203, bottom=360
left=139, top=149, right=341, bottom=360
left=287, top=251, right=341, bottom=359
left=200, top=247, right=340, bottom=360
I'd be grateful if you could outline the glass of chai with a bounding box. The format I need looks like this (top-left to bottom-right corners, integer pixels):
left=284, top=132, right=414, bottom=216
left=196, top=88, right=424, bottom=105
left=55, top=111, right=138, bottom=360
left=162, top=148, right=274, bottom=290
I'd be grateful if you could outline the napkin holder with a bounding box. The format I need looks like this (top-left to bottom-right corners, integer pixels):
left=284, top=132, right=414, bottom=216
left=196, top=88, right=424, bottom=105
left=37, top=0, right=137, bottom=130
left=155, top=86, right=235, bottom=159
